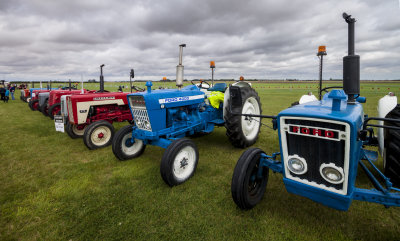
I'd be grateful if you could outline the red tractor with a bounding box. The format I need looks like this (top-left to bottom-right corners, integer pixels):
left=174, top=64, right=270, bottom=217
left=64, top=65, right=141, bottom=150
left=20, top=89, right=31, bottom=102
left=45, top=89, right=90, bottom=119
left=28, top=89, right=52, bottom=111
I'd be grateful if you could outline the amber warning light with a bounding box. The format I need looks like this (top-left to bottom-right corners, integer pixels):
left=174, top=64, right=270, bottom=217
left=210, top=61, right=215, bottom=68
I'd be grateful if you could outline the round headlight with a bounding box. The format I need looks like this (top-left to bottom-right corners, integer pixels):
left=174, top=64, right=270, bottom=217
left=287, top=155, right=307, bottom=175
left=144, top=120, right=151, bottom=129
left=320, top=163, right=344, bottom=184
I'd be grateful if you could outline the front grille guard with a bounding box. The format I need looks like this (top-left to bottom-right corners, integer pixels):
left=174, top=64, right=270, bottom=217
left=132, top=108, right=152, bottom=131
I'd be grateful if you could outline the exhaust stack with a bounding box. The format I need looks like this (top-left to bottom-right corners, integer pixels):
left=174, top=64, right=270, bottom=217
left=342, top=12, right=360, bottom=103
left=176, top=44, right=186, bottom=89
left=100, top=64, right=105, bottom=92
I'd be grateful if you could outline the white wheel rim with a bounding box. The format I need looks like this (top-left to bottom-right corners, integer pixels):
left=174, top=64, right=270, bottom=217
left=172, top=146, right=196, bottom=181
left=72, top=125, right=86, bottom=136
left=121, top=132, right=143, bottom=155
left=241, top=97, right=260, bottom=140
left=91, top=125, right=112, bottom=146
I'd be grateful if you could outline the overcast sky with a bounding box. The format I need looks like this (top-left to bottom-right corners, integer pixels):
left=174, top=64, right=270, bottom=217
left=0, top=0, right=399, bottom=82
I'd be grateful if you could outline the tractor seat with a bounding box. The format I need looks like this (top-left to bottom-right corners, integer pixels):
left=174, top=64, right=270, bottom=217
left=208, top=83, right=227, bottom=93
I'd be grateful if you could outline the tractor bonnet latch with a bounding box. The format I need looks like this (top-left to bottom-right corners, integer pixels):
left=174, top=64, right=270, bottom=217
left=328, top=89, right=347, bottom=111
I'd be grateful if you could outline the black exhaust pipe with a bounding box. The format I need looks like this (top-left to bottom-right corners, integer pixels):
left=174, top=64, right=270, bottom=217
left=100, top=64, right=105, bottom=92
left=342, top=12, right=360, bottom=103
left=69, top=79, right=72, bottom=91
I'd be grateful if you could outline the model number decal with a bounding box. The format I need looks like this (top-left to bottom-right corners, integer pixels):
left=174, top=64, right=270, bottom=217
left=159, top=94, right=204, bottom=104
left=93, top=96, right=115, bottom=101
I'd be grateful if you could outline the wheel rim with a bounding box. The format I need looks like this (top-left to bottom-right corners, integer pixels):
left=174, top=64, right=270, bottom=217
left=172, top=146, right=196, bottom=181
left=72, top=124, right=86, bottom=136
left=241, top=97, right=260, bottom=140
left=247, top=161, right=263, bottom=197
left=121, top=132, right=143, bottom=155
left=90, top=125, right=112, bottom=146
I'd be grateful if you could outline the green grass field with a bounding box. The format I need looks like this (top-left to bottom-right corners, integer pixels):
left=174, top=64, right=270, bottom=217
left=1, top=81, right=399, bottom=240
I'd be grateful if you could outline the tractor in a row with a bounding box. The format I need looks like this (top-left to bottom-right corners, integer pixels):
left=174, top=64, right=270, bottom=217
left=111, top=44, right=262, bottom=187
left=230, top=13, right=400, bottom=211
left=60, top=65, right=140, bottom=150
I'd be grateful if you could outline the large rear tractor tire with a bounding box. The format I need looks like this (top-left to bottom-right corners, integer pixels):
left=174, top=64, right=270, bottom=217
left=112, top=125, right=146, bottom=160
left=83, top=120, right=115, bottom=150
left=31, top=99, right=39, bottom=111
left=231, top=148, right=269, bottom=210
left=40, top=99, right=49, bottom=117
left=384, top=105, right=400, bottom=187
left=66, top=122, right=87, bottom=139
left=48, top=103, right=61, bottom=120
left=224, top=86, right=262, bottom=148
left=160, top=139, right=199, bottom=187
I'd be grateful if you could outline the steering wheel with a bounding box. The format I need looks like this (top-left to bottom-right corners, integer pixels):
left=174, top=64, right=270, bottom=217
left=191, top=80, right=210, bottom=89
left=132, top=85, right=145, bottom=92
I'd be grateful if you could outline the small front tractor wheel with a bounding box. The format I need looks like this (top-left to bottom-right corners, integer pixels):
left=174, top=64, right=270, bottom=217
left=112, top=125, right=146, bottom=160
left=40, top=99, right=49, bottom=116
left=384, top=104, right=400, bottom=187
left=224, top=86, right=262, bottom=148
left=160, top=139, right=199, bottom=187
left=28, top=100, right=34, bottom=110
left=66, top=122, right=87, bottom=139
left=231, top=148, right=269, bottom=210
left=48, top=103, right=61, bottom=119
left=31, top=99, right=39, bottom=111
left=83, top=120, right=115, bottom=150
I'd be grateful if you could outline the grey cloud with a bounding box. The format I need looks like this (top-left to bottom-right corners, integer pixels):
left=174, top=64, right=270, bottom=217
left=0, top=0, right=399, bottom=81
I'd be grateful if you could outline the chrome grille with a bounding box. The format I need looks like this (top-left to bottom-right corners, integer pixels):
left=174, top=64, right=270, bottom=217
left=132, top=108, right=152, bottom=131
left=68, top=98, right=74, bottom=122
left=280, top=117, right=350, bottom=195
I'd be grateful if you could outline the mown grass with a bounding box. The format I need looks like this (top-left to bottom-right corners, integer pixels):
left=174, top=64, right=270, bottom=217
left=1, top=81, right=400, bottom=240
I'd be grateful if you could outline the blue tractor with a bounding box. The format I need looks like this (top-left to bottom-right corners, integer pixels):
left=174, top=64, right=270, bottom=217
left=231, top=13, right=400, bottom=211
left=112, top=44, right=262, bottom=186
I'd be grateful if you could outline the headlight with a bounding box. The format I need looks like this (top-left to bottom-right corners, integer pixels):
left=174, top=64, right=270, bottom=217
left=287, top=155, right=307, bottom=175
left=320, top=163, right=344, bottom=184
left=144, top=120, right=151, bottom=129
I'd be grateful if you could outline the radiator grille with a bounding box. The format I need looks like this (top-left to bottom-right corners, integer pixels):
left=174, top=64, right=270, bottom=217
left=132, top=108, right=152, bottom=131
left=68, top=98, right=74, bottom=122
left=280, top=117, right=350, bottom=195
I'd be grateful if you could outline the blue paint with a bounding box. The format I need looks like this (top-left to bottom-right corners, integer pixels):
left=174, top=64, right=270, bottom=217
left=261, top=89, right=400, bottom=210
left=126, top=82, right=225, bottom=150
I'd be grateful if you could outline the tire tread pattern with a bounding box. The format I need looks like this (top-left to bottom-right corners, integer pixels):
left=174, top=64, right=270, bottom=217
left=224, top=87, right=262, bottom=148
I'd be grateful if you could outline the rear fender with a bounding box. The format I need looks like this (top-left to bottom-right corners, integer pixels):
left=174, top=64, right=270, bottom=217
left=223, top=81, right=252, bottom=119
left=377, top=93, right=398, bottom=155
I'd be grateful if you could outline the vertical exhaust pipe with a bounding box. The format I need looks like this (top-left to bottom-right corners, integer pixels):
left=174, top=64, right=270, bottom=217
left=69, top=79, right=72, bottom=91
left=342, top=13, right=360, bottom=103
left=100, top=64, right=105, bottom=92
left=176, top=44, right=186, bottom=90
left=130, top=69, right=134, bottom=93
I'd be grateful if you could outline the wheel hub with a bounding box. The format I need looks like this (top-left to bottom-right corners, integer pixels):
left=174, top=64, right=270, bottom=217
left=180, top=157, right=188, bottom=169
left=98, top=132, right=104, bottom=139
left=125, top=138, right=134, bottom=147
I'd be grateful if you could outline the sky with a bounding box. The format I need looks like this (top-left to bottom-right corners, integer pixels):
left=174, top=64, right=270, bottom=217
left=0, top=0, right=399, bottom=82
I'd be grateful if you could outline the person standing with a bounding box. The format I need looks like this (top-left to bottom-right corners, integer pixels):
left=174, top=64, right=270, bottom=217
left=0, top=86, right=5, bottom=101
left=10, top=85, right=15, bottom=100
left=4, top=88, right=9, bottom=103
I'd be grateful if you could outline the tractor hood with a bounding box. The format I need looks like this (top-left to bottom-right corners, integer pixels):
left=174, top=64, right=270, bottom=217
left=127, top=85, right=205, bottom=110
left=278, top=91, right=364, bottom=125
